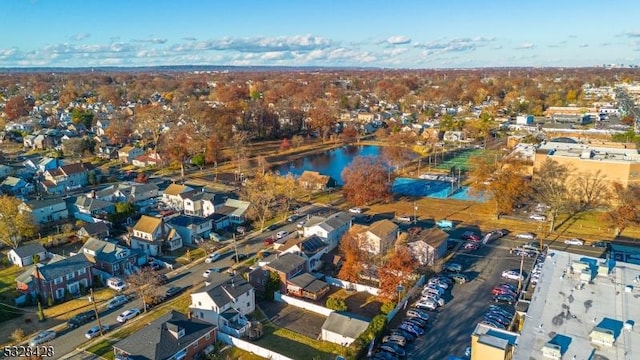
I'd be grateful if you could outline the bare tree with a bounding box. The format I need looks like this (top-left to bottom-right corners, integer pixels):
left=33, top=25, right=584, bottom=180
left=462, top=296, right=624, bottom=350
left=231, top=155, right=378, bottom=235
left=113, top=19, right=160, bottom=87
left=603, top=182, right=640, bottom=237
left=570, top=170, right=609, bottom=213
left=241, top=173, right=278, bottom=232
left=127, top=267, right=165, bottom=312
left=531, top=159, right=572, bottom=232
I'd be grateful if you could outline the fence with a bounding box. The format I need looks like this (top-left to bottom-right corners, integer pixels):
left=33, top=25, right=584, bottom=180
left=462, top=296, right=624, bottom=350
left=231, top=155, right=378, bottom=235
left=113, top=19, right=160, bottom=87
left=217, top=332, right=295, bottom=360
left=324, top=276, right=380, bottom=296
left=386, top=275, right=426, bottom=322
left=275, top=293, right=334, bottom=316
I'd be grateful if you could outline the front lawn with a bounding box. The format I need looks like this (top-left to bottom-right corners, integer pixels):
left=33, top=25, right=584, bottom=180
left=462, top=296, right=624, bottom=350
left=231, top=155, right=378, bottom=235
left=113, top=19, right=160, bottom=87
left=44, top=287, right=115, bottom=320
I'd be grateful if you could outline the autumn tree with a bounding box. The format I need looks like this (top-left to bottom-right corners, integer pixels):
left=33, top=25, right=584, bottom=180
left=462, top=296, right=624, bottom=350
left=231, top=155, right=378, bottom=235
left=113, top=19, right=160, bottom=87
left=274, top=174, right=303, bottom=220
left=468, top=156, right=531, bottom=218
left=381, top=133, right=416, bottom=174
left=135, top=104, right=172, bottom=150
left=342, top=156, right=392, bottom=206
left=377, top=247, right=417, bottom=300
left=71, top=108, right=94, bottom=129
left=337, top=232, right=366, bottom=283
left=603, top=183, right=640, bottom=237
left=231, top=132, right=251, bottom=175
left=291, top=135, right=304, bottom=148
left=241, top=173, right=278, bottom=231
left=4, top=96, right=31, bottom=120
left=531, top=159, right=572, bottom=232
left=620, top=115, right=635, bottom=126
left=205, top=134, right=224, bottom=165
left=127, top=267, right=165, bottom=312
left=0, top=195, right=37, bottom=249
left=341, top=126, right=359, bottom=144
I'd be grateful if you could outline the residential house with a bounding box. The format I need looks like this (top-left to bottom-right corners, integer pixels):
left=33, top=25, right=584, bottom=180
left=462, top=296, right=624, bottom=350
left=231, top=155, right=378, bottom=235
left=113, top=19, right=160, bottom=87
left=72, top=196, right=116, bottom=217
left=0, top=176, right=33, bottom=195
left=167, top=215, right=213, bottom=246
left=117, top=145, right=144, bottom=163
left=32, top=134, right=55, bottom=150
left=42, top=162, right=93, bottom=194
left=217, top=198, right=250, bottom=225
left=113, top=311, right=216, bottom=360
left=92, top=182, right=159, bottom=204
left=263, top=253, right=307, bottom=293
left=16, top=253, right=93, bottom=302
left=19, top=198, right=69, bottom=225
left=94, top=119, right=110, bottom=136
left=321, top=312, right=370, bottom=346
left=286, top=272, right=330, bottom=300
left=80, top=238, right=142, bottom=281
left=77, top=222, right=110, bottom=240
left=297, top=171, right=334, bottom=191
left=183, top=190, right=223, bottom=218
left=302, top=212, right=352, bottom=251
left=162, top=183, right=195, bottom=210
left=190, top=274, right=254, bottom=337
left=130, top=215, right=183, bottom=256
left=278, top=235, right=329, bottom=271
left=132, top=152, right=166, bottom=168
left=7, top=243, right=49, bottom=267
left=0, top=164, right=14, bottom=178
left=37, top=157, right=63, bottom=173
left=361, top=219, right=399, bottom=255
left=96, top=145, right=118, bottom=160
left=405, top=227, right=449, bottom=266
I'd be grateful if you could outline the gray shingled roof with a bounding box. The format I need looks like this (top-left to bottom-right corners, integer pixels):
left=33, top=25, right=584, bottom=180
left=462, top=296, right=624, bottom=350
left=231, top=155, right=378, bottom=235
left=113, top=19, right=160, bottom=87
left=321, top=312, right=369, bottom=340
left=200, top=274, right=254, bottom=309
left=266, top=253, right=307, bottom=275
left=12, top=243, right=47, bottom=258
left=113, top=311, right=215, bottom=360
left=36, top=253, right=91, bottom=281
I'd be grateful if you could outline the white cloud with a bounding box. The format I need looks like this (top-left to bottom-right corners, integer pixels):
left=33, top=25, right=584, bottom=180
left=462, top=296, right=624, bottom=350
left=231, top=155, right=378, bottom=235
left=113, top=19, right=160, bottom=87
left=515, top=43, right=534, bottom=49
left=625, top=31, right=640, bottom=37
left=414, top=37, right=494, bottom=57
left=134, top=38, right=167, bottom=44
left=170, top=34, right=332, bottom=53
left=383, top=48, right=409, bottom=56
left=386, top=36, right=411, bottom=45
left=578, top=44, right=589, bottom=48
left=70, top=33, right=90, bottom=41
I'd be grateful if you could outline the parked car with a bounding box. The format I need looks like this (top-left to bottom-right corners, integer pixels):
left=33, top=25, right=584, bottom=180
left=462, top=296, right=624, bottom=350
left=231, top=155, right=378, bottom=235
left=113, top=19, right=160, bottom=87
left=515, top=232, right=536, bottom=240
left=414, top=299, right=438, bottom=311
left=404, top=317, right=427, bottom=328
left=592, top=241, right=609, bottom=248
left=67, top=310, right=96, bottom=329
left=29, top=330, right=56, bottom=346
left=205, top=252, right=222, bottom=263
left=263, top=237, right=275, bottom=246
left=149, top=261, right=163, bottom=271
left=462, top=231, right=480, bottom=242
left=479, top=319, right=506, bottom=329
left=493, top=294, right=517, bottom=305
left=399, top=322, right=424, bottom=336
left=380, top=342, right=406, bottom=357
left=107, top=277, right=127, bottom=292
left=349, top=207, right=363, bottom=214
left=106, top=295, right=130, bottom=310
left=484, top=313, right=511, bottom=326
left=390, top=329, right=416, bottom=342
left=165, top=286, right=183, bottom=298
left=276, top=231, right=289, bottom=239
left=382, top=334, right=407, bottom=347
left=232, top=253, right=248, bottom=262
left=203, top=268, right=220, bottom=277
left=266, top=224, right=279, bottom=231
left=501, top=270, right=524, bottom=281
left=444, top=262, right=463, bottom=272
left=488, top=305, right=514, bottom=318
left=116, top=308, right=141, bottom=323
left=85, top=325, right=110, bottom=339
left=492, top=286, right=517, bottom=297
left=449, top=273, right=469, bottom=284
left=482, top=231, right=504, bottom=243
left=464, top=242, right=480, bottom=251
left=564, top=238, right=585, bottom=246
left=396, top=215, right=413, bottom=222
left=529, top=214, right=547, bottom=221
left=406, top=309, right=430, bottom=321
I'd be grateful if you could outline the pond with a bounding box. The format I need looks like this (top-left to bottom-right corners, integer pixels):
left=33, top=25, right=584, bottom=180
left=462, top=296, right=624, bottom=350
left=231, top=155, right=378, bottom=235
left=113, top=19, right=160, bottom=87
left=276, top=145, right=381, bottom=185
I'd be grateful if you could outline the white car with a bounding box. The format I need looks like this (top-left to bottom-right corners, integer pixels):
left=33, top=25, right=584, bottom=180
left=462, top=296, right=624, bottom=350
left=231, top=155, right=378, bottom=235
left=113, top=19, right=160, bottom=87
left=502, top=270, right=524, bottom=281
left=529, top=214, right=547, bottom=221
left=564, top=238, right=585, bottom=246
left=202, top=268, right=220, bottom=277
left=349, top=207, right=363, bottom=214
left=415, top=299, right=438, bottom=310
left=515, top=232, right=536, bottom=240
left=116, top=308, right=141, bottom=323
left=204, top=252, right=221, bottom=263
left=276, top=231, right=289, bottom=239
left=29, top=330, right=56, bottom=346
left=85, top=325, right=110, bottom=339
left=106, top=295, right=130, bottom=309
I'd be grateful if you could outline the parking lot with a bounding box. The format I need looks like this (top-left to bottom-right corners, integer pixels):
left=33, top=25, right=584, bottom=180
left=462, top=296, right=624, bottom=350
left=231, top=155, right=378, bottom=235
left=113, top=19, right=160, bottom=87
left=258, top=300, right=327, bottom=339
left=396, top=235, right=535, bottom=359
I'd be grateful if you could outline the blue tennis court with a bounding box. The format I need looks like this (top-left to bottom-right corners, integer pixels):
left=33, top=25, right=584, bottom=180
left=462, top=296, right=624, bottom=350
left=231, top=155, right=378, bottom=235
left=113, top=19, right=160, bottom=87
left=392, top=177, right=484, bottom=202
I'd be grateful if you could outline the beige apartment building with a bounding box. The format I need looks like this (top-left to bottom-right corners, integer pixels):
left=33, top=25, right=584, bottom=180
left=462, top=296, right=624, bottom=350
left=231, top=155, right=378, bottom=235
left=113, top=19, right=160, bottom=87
left=470, top=323, right=518, bottom=360
left=534, top=138, right=640, bottom=188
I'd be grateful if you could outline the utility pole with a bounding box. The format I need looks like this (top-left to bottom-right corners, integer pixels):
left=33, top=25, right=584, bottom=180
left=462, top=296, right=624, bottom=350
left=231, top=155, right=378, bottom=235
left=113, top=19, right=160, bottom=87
left=89, top=288, right=104, bottom=336
left=233, top=233, right=239, bottom=261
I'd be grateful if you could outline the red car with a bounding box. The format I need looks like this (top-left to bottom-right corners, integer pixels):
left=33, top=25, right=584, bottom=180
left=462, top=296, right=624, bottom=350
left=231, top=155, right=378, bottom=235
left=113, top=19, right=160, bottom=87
left=464, top=242, right=480, bottom=251
left=462, top=231, right=481, bottom=242
left=492, top=286, right=517, bottom=296
left=264, top=237, right=275, bottom=246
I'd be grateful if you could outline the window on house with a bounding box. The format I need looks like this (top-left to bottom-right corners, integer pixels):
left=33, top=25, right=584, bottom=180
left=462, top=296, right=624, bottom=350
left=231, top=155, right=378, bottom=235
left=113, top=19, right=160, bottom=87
left=77, top=268, right=86, bottom=275
left=200, top=312, right=204, bottom=319
left=246, top=302, right=250, bottom=307
left=198, top=301, right=202, bottom=306
left=205, top=333, right=210, bottom=341
left=192, top=340, right=198, bottom=349
left=54, top=277, right=63, bottom=285
left=66, top=273, right=74, bottom=281
left=113, top=264, right=119, bottom=271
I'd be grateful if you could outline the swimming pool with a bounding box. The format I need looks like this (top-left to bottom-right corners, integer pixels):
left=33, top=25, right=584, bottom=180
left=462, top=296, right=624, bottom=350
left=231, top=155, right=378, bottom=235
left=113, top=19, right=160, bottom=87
left=392, top=177, right=485, bottom=202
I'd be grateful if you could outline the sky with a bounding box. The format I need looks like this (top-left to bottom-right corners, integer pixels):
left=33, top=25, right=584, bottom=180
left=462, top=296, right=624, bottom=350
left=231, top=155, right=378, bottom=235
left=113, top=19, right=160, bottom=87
left=1, top=0, right=640, bottom=69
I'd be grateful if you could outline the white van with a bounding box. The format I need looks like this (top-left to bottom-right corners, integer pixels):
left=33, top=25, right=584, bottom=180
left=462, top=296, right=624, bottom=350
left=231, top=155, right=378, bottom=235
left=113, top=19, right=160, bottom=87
left=107, top=277, right=127, bottom=292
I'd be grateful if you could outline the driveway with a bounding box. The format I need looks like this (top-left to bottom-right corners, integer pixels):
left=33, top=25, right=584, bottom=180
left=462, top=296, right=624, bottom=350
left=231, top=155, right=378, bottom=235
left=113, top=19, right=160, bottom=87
left=259, top=300, right=327, bottom=339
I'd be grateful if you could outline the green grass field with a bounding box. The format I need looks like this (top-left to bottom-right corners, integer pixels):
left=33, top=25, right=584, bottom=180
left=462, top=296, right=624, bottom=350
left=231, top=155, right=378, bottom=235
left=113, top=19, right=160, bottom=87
left=434, top=148, right=500, bottom=171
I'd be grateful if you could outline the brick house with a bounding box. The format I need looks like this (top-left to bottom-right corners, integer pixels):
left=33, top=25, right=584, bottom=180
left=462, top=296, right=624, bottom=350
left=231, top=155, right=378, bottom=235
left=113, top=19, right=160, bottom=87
left=113, top=311, right=216, bottom=360
left=263, top=253, right=307, bottom=293
left=16, top=253, right=93, bottom=303
left=79, top=238, right=144, bottom=281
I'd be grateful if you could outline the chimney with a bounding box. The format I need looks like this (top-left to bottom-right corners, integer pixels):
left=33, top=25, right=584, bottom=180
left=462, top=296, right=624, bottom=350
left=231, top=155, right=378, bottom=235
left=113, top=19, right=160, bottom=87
left=187, top=311, right=192, bottom=320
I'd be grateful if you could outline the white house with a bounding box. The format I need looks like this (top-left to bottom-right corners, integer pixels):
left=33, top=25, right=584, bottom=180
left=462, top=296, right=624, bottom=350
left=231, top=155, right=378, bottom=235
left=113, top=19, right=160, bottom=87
left=189, top=274, right=255, bottom=337
left=302, top=212, right=352, bottom=251
left=8, top=243, right=49, bottom=267
left=183, top=190, right=221, bottom=218
left=19, top=198, right=69, bottom=225
left=162, top=183, right=194, bottom=210
left=278, top=235, right=329, bottom=271
left=129, top=215, right=182, bottom=256
left=321, top=312, right=369, bottom=346
left=219, top=199, right=250, bottom=224
left=361, top=219, right=399, bottom=255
